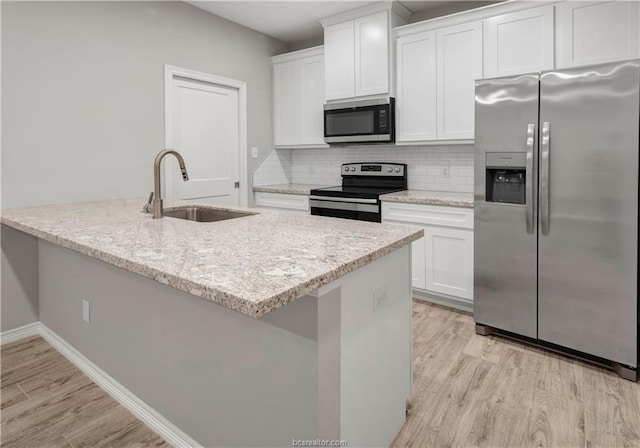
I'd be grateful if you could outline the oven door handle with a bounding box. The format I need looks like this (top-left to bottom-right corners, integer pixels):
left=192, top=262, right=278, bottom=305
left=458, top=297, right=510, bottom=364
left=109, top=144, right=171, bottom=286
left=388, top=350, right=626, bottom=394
left=309, top=196, right=378, bottom=204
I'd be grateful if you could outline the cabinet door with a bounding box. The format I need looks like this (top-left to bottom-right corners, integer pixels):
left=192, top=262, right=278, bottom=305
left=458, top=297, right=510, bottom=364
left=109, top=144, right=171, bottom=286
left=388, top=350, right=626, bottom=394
left=411, top=236, right=427, bottom=290
left=273, top=62, right=299, bottom=146
left=324, top=21, right=355, bottom=100
left=424, top=227, right=474, bottom=300
left=396, top=31, right=437, bottom=142
left=299, top=55, right=325, bottom=145
left=556, top=1, right=640, bottom=68
left=382, top=218, right=427, bottom=289
left=436, top=21, right=483, bottom=140
left=484, top=5, right=554, bottom=77
left=354, top=11, right=389, bottom=97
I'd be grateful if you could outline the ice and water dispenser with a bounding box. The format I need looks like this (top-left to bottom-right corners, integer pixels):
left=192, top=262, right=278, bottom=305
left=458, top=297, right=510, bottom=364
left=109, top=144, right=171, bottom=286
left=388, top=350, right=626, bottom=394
left=485, top=153, right=526, bottom=205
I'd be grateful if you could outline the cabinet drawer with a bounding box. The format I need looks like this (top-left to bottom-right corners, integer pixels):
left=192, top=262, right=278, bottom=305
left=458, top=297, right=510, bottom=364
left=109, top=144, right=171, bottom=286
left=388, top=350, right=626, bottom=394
left=382, top=202, right=473, bottom=229
left=254, top=192, right=310, bottom=212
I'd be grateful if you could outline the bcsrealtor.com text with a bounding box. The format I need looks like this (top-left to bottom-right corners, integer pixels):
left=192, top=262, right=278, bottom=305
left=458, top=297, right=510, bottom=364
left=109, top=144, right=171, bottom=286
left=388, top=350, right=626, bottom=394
left=292, top=439, right=348, bottom=447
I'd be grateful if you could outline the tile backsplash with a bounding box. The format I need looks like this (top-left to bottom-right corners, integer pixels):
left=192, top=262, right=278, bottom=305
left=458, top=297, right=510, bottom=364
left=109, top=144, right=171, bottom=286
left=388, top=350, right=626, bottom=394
left=253, top=144, right=475, bottom=192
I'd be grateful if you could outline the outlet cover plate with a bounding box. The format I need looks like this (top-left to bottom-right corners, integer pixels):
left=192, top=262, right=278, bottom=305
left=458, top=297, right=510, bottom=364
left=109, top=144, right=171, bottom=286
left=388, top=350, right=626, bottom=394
left=82, top=299, right=90, bottom=323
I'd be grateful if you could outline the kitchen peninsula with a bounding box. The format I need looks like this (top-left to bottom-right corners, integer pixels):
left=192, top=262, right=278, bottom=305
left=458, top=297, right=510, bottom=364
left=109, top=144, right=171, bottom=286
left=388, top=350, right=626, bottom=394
left=1, top=198, right=423, bottom=447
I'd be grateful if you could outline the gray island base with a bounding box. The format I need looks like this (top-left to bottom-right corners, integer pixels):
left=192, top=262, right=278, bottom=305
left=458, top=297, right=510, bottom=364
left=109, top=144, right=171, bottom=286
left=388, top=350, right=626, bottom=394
left=1, top=200, right=420, bottom=447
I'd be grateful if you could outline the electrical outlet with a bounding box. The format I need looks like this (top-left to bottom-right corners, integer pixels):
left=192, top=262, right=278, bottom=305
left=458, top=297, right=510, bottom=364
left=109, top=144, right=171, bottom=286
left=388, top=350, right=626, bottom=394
left=82, top=299, right=90, bottom=323
left=373, top=286, right=389, bottom=312
left=251, top=147, right=259, bottom=159
left=442, top=166, right=449, bottom=177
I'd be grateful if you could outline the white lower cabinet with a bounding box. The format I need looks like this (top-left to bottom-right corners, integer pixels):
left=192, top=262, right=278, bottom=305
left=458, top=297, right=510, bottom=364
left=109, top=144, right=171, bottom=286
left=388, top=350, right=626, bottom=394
left=423, top=225, right=473, bottom=299
left=410, top=236, right=427, bottom=290
left=254, top=192, right=310, bottom=214
left=382, top=201, right=474, bottom=304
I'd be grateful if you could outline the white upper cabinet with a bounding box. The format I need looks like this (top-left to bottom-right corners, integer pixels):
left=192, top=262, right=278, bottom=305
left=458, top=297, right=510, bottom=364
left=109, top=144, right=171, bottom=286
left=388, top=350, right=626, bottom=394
left=393, top=0, right=640, bottom=143
left=436, top=21, right=483, bottom=140
left=325, top=11, right=389, bottom=100
left=354, top=11, right=389, bottom=97
left=299, top=55, right=325, bottom=145
left=272, top=47, right=326, bottom=148
left=484, top=5, right=554, bottom=77
left=324, top=20, right=355, bottom=100
left=556, top=1, right=640, bottom=68
left=273, top=61, right=299, bottom=146
left=396, top=20, right=482, bottom=142
left=322, top=4, right=410, bottom=101
left=396, top=31, right=437, bottom=142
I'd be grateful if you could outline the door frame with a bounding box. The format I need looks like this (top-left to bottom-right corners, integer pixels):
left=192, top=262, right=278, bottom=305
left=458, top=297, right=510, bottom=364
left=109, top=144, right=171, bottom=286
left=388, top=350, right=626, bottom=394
left=164, top=65, right=248, bottom=206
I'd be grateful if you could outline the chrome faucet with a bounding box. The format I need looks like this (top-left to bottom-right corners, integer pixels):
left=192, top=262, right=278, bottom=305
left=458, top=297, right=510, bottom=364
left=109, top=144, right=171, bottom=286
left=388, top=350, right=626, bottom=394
left=143, top=149, right=189, bottom=219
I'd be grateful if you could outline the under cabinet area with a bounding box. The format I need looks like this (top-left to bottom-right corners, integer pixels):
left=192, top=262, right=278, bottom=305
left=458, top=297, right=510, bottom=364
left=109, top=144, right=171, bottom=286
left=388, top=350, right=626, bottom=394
left=272, top=47, right=326, bottom=148
left=555, top=1, right=640, bottom=68
left=382, top=201, right=473, bottom=310
left=483, top=5, right=555, bottom=77
left=254, top=191, right=310, bottom=214
left=395, top=20, right=482, bottom=142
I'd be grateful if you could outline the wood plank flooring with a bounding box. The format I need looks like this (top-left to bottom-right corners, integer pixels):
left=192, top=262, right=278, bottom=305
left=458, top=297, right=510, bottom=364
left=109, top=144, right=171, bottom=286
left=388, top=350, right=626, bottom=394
left=2, top=302, right=639, bottom=447
left=1, top=335, right=170, bottom=448
left=392, top=300, right=640, bottom=448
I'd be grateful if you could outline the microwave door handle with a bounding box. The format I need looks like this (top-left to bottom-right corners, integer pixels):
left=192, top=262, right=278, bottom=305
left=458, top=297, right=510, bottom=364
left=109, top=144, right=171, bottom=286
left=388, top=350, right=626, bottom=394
left=540, top=121, right=550, bottom=235
left=525, top=124, right=535, bottom=234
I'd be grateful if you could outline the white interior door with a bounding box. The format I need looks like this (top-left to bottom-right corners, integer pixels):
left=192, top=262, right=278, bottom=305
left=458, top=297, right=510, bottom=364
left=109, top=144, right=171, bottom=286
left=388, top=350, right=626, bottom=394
left=167, top=78, right=240, bottom=205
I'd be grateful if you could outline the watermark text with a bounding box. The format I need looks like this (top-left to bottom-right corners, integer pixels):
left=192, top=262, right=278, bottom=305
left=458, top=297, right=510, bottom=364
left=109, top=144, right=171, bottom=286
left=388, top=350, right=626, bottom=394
left=292, top=439, right=348, bottom=447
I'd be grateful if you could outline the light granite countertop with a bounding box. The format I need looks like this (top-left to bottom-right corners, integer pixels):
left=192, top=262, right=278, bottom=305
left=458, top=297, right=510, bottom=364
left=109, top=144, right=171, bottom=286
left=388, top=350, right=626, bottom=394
left=1, top=199, right=423, bottom=318
left=253, top=184, right=329, bottom=195
left=380, top=190, right=474, bottom=208
left=254, top=184, right=474, bottom=208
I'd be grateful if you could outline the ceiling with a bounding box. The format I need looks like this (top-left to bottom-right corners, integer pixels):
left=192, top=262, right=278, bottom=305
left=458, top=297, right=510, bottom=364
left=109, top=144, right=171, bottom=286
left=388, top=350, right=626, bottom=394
left=185, top=1, right=482, bottom=44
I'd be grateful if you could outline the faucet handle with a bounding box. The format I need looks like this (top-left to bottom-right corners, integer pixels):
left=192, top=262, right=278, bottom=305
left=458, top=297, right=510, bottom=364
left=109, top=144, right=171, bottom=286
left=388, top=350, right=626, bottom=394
left=143, top=192, right=154, bottom=213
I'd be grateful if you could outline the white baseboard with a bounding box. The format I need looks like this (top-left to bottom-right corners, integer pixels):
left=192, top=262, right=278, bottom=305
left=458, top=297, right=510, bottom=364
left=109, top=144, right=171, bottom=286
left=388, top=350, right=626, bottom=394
left=0, top=322, right=41, bottom=344
left=1, top=322, right=201, bottom=448
left=413, top=290, right=474, bottom=314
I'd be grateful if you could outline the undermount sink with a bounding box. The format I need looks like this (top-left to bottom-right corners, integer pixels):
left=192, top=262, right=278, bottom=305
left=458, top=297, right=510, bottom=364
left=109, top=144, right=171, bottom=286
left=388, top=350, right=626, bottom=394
left=163, top=206, right=254, bottom=223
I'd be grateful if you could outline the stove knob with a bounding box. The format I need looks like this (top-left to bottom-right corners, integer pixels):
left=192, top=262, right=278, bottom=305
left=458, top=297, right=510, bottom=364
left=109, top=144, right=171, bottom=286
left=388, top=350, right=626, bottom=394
left=387, top=168, right=393, bottom=172
left=394, top=167, right=401, bottom=173
left=350, top=167, right=356, bottom=172
left=344, top=166, right=349, bottom=172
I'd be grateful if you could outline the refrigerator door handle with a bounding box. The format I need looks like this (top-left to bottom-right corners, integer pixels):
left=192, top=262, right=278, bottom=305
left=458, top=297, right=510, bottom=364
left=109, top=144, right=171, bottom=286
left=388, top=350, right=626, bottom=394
left=540, top=121, right=550, bottom=235
left=525, top=124, right=535, bottom=234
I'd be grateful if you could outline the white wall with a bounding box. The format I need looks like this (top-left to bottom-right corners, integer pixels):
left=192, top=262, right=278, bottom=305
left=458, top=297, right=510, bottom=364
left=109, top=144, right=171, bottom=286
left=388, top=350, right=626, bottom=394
left=1, top=1, right=289, bottom=208
left=38, top=241, right=318, bottom=446
left=1, top=226, right=39, bottom=332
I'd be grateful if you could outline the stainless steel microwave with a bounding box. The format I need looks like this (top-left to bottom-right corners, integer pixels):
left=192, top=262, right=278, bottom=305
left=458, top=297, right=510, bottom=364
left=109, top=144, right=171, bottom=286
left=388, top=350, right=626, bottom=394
left=324, top=97, right=395, bottom=145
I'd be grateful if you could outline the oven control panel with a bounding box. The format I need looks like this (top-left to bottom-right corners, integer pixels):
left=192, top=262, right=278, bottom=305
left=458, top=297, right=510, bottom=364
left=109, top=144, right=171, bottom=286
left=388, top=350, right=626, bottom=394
left=342, top=163, right=406, bottom=177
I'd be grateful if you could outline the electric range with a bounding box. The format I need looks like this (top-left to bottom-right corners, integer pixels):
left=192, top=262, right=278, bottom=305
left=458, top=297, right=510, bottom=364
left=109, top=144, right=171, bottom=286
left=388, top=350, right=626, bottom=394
left=309, top=163, right=407, bottom=222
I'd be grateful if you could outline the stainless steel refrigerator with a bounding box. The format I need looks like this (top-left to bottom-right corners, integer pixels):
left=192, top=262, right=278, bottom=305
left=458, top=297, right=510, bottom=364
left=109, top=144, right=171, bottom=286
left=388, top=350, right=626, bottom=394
left=474, top=59, right=640, bottom=381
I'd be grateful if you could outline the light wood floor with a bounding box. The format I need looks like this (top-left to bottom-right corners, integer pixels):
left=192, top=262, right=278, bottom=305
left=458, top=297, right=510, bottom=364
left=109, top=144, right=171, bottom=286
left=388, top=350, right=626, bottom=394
left=393, top=300, right=640, bottom=448
left=1, top=335, right=170, bottom=448
left=2, top=302, right=639, bottom=448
